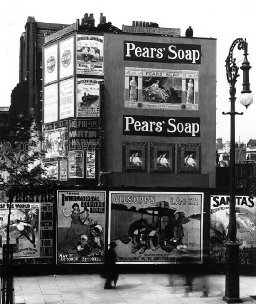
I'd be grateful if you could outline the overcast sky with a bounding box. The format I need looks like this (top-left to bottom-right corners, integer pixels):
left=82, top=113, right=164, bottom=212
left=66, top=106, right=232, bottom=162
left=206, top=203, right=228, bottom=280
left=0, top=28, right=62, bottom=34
left=1, top=0, right=256, bottom=143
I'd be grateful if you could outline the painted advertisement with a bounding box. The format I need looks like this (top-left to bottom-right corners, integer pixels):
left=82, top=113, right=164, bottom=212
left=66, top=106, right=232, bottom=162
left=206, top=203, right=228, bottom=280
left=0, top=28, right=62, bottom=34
left=57, top=190, right=106, bottom=263
left=43, top=83, right=58, bottom=123
left=44, top=128, right=67, bottom=159
left=109, top=192, right=203, bottom=263
left=76, top=35, right=104, bottom=75
left=59, top=36, right=74, bottom=79
left=125, top=67, right=199, bottom=110
left=68, top=151, right=84, bottom=178
left=44, top=44, right=58, bottom=84
left=0, top=202, right=40, bottom=258
left=77, top=78, right=101, bottom=117
left=59, top=78, right=74, bottom=120
left=210, top=195, right=256, bottom=265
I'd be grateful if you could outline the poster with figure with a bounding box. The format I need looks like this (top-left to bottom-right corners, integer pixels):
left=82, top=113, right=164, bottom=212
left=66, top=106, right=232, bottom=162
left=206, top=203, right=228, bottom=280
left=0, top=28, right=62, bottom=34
left=109, top=191, right=203, bottom=264
left=76, top=35, right=104, bottom=75
left=68, top=151, right=84, bottom=178
left=0, top=202, right=40, bottom=258
left=150, top=143, right=175, bottom=172
left=124, top=67, right=199, bottom=110
left=57, top=190, right=106, bottom=263
left=44, top=128, right=67, bottom=159
left=210, top=195, right=256, bottom=265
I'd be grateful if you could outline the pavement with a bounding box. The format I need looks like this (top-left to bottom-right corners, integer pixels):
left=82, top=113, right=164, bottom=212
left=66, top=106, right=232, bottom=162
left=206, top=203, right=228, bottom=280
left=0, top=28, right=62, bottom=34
left=14, top=273, right=256, bottom=304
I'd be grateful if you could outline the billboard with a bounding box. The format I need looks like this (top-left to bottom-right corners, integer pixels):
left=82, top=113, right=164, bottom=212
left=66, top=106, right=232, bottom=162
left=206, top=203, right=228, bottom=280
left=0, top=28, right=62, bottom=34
left=0, top=202, right=40, bottom=258
left=59, top=78, right=74, bottom=120
left=76, top=78, right=101, bottom=117
left=43, top=83, right=58, bottom=123
left=57, top=190, right=106, bottom=263
left=44, top=44, right=58, bottom=84
left=125, top=67, right=199, bottom=110
left=59, top=36, right=74, bottom=79
left=109, top=191, right=204, bottom=263
left=210, top=195, right=256, bottom=265
left=76, top=35, right=104, bottom=75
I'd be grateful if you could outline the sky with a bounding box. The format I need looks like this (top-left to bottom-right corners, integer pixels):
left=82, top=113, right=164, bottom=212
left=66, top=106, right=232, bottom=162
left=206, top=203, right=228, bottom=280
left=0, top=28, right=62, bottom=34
left=1, top=0, right=256, bottom=143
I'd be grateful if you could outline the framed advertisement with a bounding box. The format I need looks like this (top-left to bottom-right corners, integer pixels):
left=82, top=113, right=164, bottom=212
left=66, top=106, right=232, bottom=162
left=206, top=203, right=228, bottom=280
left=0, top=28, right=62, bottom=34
left=59, top=36, right=74, bottom=79
left=109, top=191, right=204, bottom=264
left=68, top=151, right=84, bottom=178
left=122, top=142, right=147, bottom=172
left=57, top=190, right=106, bottom=263
left=150, top=143, right=175, bottom=172
left=177, top=143, right=201, bottom=173
left=125, top=67, right=199, bottom=110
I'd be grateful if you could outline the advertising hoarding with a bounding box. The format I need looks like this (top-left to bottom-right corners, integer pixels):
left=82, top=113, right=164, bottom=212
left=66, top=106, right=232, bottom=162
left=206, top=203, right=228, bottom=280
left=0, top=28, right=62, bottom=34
left=57, top=190, right=106, bottom=263
left=76, top=35, right=104, bottom=75
left=59, top=78, right=74, bottom=120
left=59, top=36, right=74, bottom=79
left=76, top=79, right=101, bottom=117
left=43, top=83, right=58, bottom=123
left=109, top=191, right=203, bottom=263
left=125, top=67, right=199, bottom=110
left=44, top=44, right=58, bottom=84
left=210, top=195, right=256, bottom=265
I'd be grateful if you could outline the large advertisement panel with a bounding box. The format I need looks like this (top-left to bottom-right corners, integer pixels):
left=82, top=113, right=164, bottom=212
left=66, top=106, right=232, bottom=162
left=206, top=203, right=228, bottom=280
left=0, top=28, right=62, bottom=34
left=43, top=83, right=58, bottom=123
left=125, top=67, right=199, bottom=110
left=76, top=35, right=104, bottom=75
left=76, top=79, right=101, bottom=117
left=57, top=190, right=106, bottom=263
left=210, top=195, right=256, bottom=265
left=109, top=191, right=203, bottom=263
left=44, top=44, right=58, bottom=84
left=0, top=202, right=40, bottom=258
left=59, top=36, right=74, bottom=79
left=59, top=78, right=74, bottom=120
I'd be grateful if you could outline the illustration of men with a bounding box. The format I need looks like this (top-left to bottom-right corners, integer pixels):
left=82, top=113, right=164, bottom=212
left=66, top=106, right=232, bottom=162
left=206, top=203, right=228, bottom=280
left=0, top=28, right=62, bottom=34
left=11, top=219, right=36, bottom=248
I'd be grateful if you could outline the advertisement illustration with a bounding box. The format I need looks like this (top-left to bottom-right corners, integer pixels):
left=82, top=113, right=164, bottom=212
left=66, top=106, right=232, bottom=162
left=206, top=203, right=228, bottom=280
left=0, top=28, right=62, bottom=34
left=76, top=35, right=103, bottom=75
left=125, top=67, right=199, bottom=110
left=57, top=191, right=106, bottom=263
left=44, top=128, right=67, bottom=159
left=109, top=192, right=203, bottom=263
left=210, top=195, right=256, bottom=265
left=0, top=202, right=40, bottom=258
left=68, top=151, right=84, bottom=178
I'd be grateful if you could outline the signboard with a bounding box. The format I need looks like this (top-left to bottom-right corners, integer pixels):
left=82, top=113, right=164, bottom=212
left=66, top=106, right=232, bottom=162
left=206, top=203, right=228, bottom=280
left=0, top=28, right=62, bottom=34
left=43, top=83, right=58, bottom=123
left=76, top=78, right=101, bottom=117
left=210, top=195, right=256, bottom=265
left=59, top=78, right=74, bottom=120
left=123, top=115, right=200, bottom=137
left=109, top=191, right=203, bottom=263
left=44, top=128, right=67, bottom=159
left=125, top=67, right=199, bottom=110
left=59, top=36, right=74, bottom=79
left=0, top=202, right=40, bottom=258
left=76, top=35, right=104, bottom=75
left=57, top=190, right=106, bottom=263
left=44, top=44, right=58, bottom=84
left=68, top=151, right=84, bottom=178
left=124, top=41, right=201, bottom=64
left=122, top=25, right=180, bottom=37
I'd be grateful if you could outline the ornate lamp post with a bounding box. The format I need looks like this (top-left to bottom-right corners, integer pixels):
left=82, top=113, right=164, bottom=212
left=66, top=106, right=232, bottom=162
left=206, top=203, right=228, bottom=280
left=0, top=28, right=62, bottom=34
left=223, top=38, right=253, bottom=303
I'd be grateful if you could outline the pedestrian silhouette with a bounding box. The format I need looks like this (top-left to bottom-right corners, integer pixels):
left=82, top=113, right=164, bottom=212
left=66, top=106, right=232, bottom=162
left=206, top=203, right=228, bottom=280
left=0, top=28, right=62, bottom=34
left=104, top=241, right=119, bottom=289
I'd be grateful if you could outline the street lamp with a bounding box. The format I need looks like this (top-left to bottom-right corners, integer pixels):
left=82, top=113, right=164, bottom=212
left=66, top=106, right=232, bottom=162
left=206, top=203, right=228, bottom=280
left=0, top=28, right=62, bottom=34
left=223, top=38, right=253, bottom=303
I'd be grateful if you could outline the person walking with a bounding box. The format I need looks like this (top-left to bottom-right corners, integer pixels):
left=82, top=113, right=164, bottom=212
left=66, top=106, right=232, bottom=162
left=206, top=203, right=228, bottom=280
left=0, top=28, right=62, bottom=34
left=104, top=241, right=119, bottom=289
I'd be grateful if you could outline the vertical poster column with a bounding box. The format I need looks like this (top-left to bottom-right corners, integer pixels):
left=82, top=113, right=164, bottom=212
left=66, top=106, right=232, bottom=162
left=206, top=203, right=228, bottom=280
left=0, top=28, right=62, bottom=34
left=109, top=191, right=204, bottom=263
left=57, top=190, right=106, bottom=263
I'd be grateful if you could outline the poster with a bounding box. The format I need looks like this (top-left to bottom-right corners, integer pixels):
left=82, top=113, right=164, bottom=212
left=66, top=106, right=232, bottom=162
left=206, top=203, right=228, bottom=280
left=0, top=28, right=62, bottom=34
left=59, top=36, right=74, bottom=79
left=59, top=78, right=74, bottom=120
left=68, top=151, right=84, bottom=178
left=43, top=83, right=58, bottom=123
left=0, top=202, right=40, bottom=258
left=57, top=190, right=106, bottom=263
left=86, top=150, right=96, bottom=179
left=76, top=78, right=101, bottom=117
left=44, top=128, right=67, bottom=159
left=210, top=195, right=256, bottom=265
left=44, top=44, right=58, bottom=84
left=109, top=191, right=203, bottom=263
left=59, top=159, right=68, bottom=181
left=76, top=34, right=103, bottom=75
left=43, top=161, right=59, bottom=180
left=125, top=67, right=199, bottom=110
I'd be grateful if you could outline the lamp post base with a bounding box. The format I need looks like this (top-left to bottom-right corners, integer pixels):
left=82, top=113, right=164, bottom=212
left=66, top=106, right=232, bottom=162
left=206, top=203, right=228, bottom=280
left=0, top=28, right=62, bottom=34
left=223, top=241, right=242, bottom=303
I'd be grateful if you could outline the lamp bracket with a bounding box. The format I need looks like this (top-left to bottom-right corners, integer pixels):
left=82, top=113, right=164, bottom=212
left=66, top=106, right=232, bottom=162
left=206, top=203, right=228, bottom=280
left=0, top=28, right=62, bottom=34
left=222, top=111, right=243, bottom=116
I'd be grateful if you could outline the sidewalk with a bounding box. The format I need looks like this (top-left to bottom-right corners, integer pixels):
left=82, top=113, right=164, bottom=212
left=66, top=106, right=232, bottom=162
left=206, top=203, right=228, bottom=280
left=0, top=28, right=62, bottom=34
left=14, top=273, right=256, bottom=304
